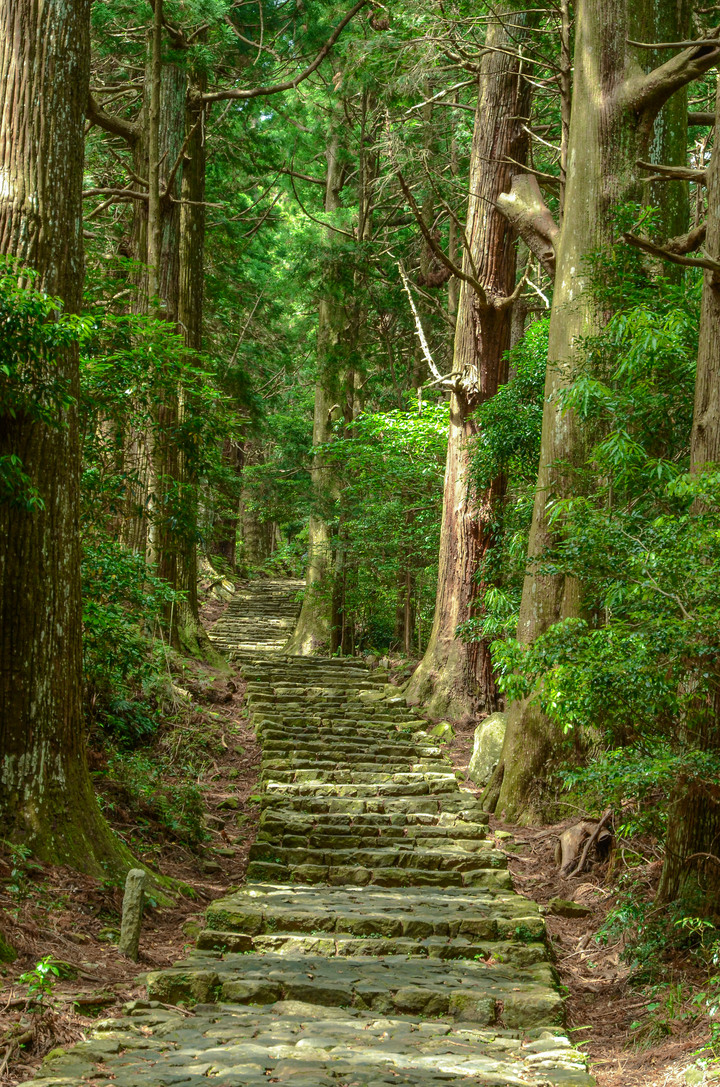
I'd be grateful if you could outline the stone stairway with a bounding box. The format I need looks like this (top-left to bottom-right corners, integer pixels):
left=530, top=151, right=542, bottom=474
left=209, top=578, right=304, bottom=657
left=23, top=581, right=593, bottom=1087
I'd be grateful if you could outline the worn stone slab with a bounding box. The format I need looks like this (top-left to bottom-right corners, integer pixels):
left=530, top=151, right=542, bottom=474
left=20, top=1002, right=593, bottom=1087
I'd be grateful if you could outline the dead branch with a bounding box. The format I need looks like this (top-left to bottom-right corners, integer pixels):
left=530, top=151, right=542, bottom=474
left=627, top=29, right=720, bottom=118
left=689, top=111, right=715, bottom=126
left=396, top=171, right=487, bottom=302
left=396, top=261, right=447, bottom=385
left=665, top=221, right=707, bottom=255
left=82, top=186, right=149, bottom=202
left=87, top=95, right=140, bottom=146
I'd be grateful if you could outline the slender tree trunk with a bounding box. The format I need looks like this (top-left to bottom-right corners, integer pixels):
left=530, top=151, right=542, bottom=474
left=237, top=440, right=274, bottom=572
left=174, top=67, right=225, bottom=664
left=492, top=0, right=715, bottom=820
left=0, top=0, right=130, bottom=872
left=404, top=11, right=531, bottom=720
left=287, top=128, right=346, bottom=654
left=658, top=75, right=720, bottom=911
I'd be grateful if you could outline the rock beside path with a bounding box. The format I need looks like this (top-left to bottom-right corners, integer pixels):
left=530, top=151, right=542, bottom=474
left=468, top=712, right=507, bottom=786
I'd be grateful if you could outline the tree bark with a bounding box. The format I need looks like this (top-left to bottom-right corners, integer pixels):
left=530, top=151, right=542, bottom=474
left=287, top=127, right=346, bottom=655
left=493, top=0, right=718, bottom=821
left=0, top=0, right=131, bottom=872
left=658, top=75, right=720, bottom=911
left=404, top=10, right=531, bottom=719
left=174, top=64, right=225, bottom=664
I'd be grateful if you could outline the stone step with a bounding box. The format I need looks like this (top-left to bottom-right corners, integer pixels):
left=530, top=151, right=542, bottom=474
left=147, top=952, right=563, bottom=1030
left=263, top=795, right=486, bottom=816
left=197, top=930, right=548, bottom=966
left=257, top=820, right=489, bottom=841
left=257, top=831, right=488, bottom=851
left=205, top=886, right=544, bottom=940
left=249, top=839, right=505, bottom=867
left=245, top=860, right=513, bottom=889
left=25, top=1002, right=592, bottom=1087
left=260, top=769, right=458, bottom=786
left=258, top=810, right=490, bottom=832
left=260, top=779, right=459, bottom=797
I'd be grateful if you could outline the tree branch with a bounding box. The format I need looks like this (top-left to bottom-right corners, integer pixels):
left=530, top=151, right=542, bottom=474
left=496, top=174, right=559, bottom=276
left=623, top=230, right=720, bottom=278
left=82, top=186, right=148, bottom=201
left=396, top=171, right=487, bottom=303
left=202, top=1, right=369, bottom=103
left=626, top=29, right=720, bottom=118
left=396, top=260, right=446, bottom=384
left=689, top=110, right=715, bottom=126
left=637, top=159, right=707, bottom=184
left=665, top=221, right=707, bottom=255
left=86, top=95, right=140, bottom=146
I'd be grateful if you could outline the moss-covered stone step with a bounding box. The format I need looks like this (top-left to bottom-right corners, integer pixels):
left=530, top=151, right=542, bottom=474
left=246, top=861, right=513, bottom=889
left=263, top=794, right=487, bottom=816
left=247, top=842, right=506, bottom=872
left=205, top=885, right=544, bottom=940
left=260, top=760, right=452, bottom=778
left=21, top=1000, right=593, bottom=1087
left=209, top=579, right=304, bottom=654
left=259, top=808, right=490, bottom=830
left=255, top=828, right=488, bottom=850
left=196, top=929, right=548, bottom=965
left=260, top=770, right=458, bottom=789
left=146, top=951, right=563, bottom=1029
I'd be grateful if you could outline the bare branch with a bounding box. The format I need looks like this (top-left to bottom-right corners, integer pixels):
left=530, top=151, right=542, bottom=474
left=689, top=110, right=715, bottom=126
left=82, top=186, right=148, bottom=201
left=496, top=174, right=559, bottom=276
left=202, top=1, right=369, bottom=103
left=626, top=29, right=720, bottom=118
left=396, top=171, right=487, bottom=303
left=87, top=95, right=140, bottom=145
left=396, top=260, right=446, bottom=385
left=665, top=221, right=707, bottom=255
left=637, top=159, right=707, bottom=184
left=623, top=230, right=720, bottom=277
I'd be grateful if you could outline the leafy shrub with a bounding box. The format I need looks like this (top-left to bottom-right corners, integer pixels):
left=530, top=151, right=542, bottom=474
left=102, top=751, right=208, bottom=848
left=82, top=535, right=177, bottom=742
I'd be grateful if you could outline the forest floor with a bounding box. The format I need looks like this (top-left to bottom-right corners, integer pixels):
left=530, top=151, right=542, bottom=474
left=0, top=598, right=714, bottom=1086
left=449, top=719, right=717, bottom=1087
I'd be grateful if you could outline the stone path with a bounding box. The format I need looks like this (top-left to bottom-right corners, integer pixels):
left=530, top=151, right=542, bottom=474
left=23, top=581, right=593, bottom=1087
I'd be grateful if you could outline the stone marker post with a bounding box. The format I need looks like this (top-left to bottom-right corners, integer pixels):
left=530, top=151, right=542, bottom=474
left=118, top=868, right=146, bottom=960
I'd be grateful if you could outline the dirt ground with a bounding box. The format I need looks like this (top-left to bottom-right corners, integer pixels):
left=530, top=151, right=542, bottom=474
left=1, top=634, right=714, bottom=1086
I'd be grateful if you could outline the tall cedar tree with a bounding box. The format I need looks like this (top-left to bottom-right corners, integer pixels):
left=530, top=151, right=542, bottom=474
left=0, top=0, right=132, bottom=872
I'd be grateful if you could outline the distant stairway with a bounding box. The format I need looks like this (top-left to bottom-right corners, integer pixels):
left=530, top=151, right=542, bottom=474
left=209, top=577, right=303, bottom=657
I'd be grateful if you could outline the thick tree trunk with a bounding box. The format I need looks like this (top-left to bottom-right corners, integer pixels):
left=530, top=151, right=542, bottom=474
left=405, top=11, right=531, bottom=719
left=287, top=131, right=345, bottom=655
left=0, top=0, right=131, bottom=872
left=493, top=0, right=716, bottom=820
left=658, top=76, right=720, bottom=911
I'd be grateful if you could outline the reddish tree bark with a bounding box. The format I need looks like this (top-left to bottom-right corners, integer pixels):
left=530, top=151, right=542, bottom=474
left=0, top=0, right=131, bottom=871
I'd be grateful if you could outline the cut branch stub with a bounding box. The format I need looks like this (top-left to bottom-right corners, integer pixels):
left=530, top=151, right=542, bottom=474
left=496, top=174, right=558, bottom=276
